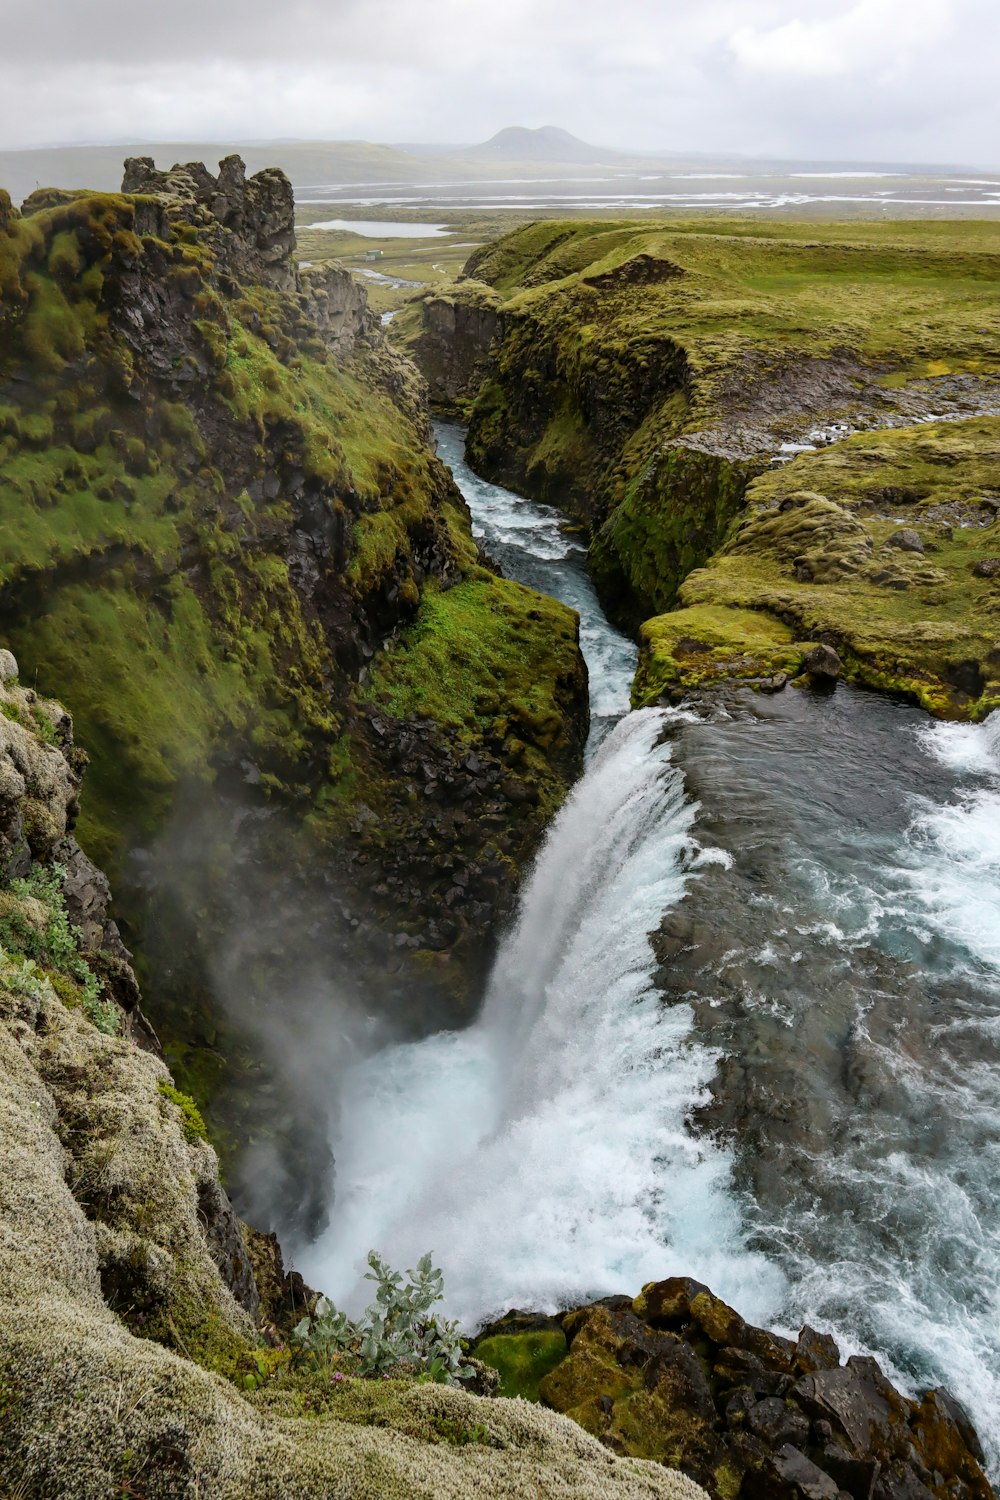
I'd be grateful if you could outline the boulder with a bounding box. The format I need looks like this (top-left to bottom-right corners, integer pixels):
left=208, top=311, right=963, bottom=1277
left=883, top=529, right=924, bottom=553
left=515, top=1278, right=994, bottom=1500
left=802, top=644, right=843, bottom=680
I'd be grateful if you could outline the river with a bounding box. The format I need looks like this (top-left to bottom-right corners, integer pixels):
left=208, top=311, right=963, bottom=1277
left=299, top=422, right=1000, bottom=1473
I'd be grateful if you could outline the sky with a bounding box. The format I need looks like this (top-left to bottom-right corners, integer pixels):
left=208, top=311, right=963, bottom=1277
left=3, top=0, right=997, bottom=165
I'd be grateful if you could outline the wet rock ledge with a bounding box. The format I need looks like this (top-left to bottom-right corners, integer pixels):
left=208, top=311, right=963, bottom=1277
left=474, top=1278, right=994, bottom=1500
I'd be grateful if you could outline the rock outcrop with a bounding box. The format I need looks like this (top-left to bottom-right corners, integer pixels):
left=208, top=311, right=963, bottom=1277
left=122, top=152, right=297, bottom=292
left=474, top=1279, right=993, bottom=1500
left=401, top=282, right=502, bottom=411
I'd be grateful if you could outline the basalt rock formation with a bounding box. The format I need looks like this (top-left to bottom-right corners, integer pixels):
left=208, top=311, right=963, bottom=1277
left=121, top=152, right=298, bottom=292
left=404, top=219, right=1000, bottom=720
left=400, top=281, right=502, bottom=412
left=473, top=1279, right=994, bottom=1500
left=0, top=163, right=587, bottom=1226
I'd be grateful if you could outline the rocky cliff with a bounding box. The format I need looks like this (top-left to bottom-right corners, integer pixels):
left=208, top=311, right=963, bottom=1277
left=405, top=219, right=1000, bottom=720
left=0, top=161, right=587, bottom=1224
left=0, top=659, right=704, bottom=1500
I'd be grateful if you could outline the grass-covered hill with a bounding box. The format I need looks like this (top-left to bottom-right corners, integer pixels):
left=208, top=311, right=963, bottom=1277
left=408, top=216, right=1000, bottom=719
left=0, top=160, right=588, bottom=1207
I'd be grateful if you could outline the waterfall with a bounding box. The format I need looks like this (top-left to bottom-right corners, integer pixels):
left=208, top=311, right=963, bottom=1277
left=299, top=708, right=786, bottom=1328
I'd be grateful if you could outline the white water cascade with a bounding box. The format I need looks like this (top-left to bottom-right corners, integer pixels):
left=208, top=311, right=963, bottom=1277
left=300, top=708, right=786, bottom=1328
left=294, top=425, right=1000, bottom=1474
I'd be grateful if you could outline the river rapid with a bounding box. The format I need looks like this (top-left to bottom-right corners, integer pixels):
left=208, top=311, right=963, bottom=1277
left=300, top=422, right=1000, bottom=1473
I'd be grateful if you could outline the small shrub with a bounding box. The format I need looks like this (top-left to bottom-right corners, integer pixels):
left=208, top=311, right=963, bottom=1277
left=292, top=1252, right=474, bottom=1387
left=32, top=706, right=59, bottom=744
left=0, top=863, right=120, bottom=1034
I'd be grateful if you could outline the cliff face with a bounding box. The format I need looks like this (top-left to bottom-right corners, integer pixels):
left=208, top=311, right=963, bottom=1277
left=409, top=219, right=1000, bottom=721
left=396, top=281, right=501, bottom=412
left=0, top=660, right=704, bottom=1500
left=0, top=162, right=587, bottom=1223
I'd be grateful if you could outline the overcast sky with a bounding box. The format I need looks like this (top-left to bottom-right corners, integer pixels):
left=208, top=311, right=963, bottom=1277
left=3, top=0, right=997, bottom=165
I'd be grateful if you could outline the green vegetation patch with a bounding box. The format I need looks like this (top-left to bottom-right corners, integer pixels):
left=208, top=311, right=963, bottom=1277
left=639, top=417, right=1000, bottom=718
left=365, top=575, right=582, bottom=792
left=473, top=1330, right=568, bottom=1401
left=156, top=1081, right=208, bottom=1144
left=0, top=863, right=118, bottom=1034
left=633, top=604, right=804, bottom=708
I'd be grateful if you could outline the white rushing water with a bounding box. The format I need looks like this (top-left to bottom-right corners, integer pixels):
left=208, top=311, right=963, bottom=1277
left=433, top=421, right=636, bottom=753
left=300, top=425, right=784, bottom=1326
left=298, top=428, right=1000, bottom=1471
left=675, top=693, right=1000, bottom=1471
left=300, top=708, right=784, bottom=1327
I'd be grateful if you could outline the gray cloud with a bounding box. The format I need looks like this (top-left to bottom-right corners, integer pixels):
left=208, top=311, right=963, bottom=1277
left=3, top=0, right=998, bottom=164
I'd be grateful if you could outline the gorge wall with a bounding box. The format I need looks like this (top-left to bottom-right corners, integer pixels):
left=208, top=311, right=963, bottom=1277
left=405, top=218, right=1000, bottom=721
left=0, top=160, right=588, bottom=1226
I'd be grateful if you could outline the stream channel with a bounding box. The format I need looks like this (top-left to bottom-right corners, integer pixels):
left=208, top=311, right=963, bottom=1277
left=300, top=422, right=1000, bottom=1472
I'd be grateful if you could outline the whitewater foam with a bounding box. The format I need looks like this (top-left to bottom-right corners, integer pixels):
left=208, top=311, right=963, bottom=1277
left=300, top=710, right=785, bottom=1329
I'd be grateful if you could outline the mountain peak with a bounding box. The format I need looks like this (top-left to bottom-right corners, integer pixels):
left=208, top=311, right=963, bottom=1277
left=461, top=126, right=623, bottom=163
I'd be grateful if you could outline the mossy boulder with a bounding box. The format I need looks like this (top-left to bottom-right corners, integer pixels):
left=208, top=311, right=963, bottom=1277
left=520, top=1278, right=992, bottom=1500
left=632, top=605, right=807, bottom=707
left=473, top=1328, right=569, bottom=1402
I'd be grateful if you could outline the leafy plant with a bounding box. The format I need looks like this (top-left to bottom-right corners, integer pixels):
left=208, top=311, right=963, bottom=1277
left=0, top=862, right=120, bottom=1034
left=292, top=1251, right=474, bottom=1387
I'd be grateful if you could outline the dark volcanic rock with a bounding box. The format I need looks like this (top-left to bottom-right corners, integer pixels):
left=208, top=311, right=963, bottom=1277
left=407, top=285, right=502, bottom=411
left=523, top=1279, right=994, bottom=1500
left=122, top=153, right=297, bottom=292
left=883, top=528, right=925, bottom=554
left=802, top=643, right=843, bottom=680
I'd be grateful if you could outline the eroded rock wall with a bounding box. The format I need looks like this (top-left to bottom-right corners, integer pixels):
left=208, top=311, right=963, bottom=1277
left=0, top=161, right=588, bottom=1225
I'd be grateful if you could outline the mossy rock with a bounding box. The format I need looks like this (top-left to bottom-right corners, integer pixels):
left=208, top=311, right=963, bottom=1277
left=632, top=604, right=806, bottom=707
left=473, top=1330, right=569, bottom=1402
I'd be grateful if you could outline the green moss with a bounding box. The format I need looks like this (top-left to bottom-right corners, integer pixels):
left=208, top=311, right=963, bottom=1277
left=0, top=864, right=118, bottom=1034
left=633, top=604, right=804, bottom=707
left=662, top=421, right=1000, bottom=718
left=590, top=445, right=755, bottom=628
left=473, top=1330, right=568, bottom=1401
left=364, top=575, right=581, bottom=802
left=156, top=1081, right=208, bottom=1144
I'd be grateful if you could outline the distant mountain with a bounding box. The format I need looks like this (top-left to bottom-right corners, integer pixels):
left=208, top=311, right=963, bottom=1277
left=454, top=126, right=628, bottom=164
